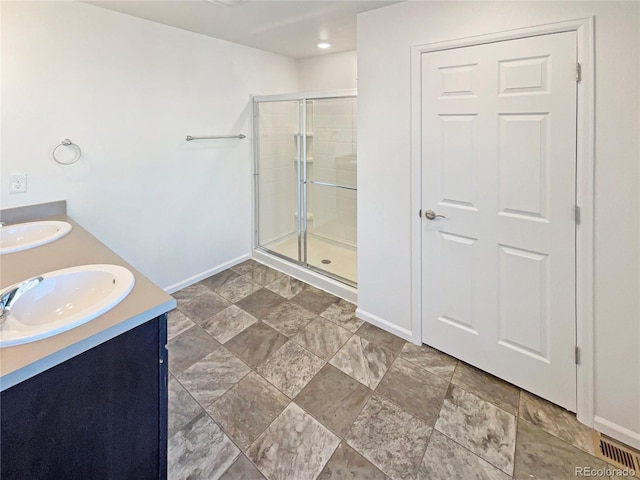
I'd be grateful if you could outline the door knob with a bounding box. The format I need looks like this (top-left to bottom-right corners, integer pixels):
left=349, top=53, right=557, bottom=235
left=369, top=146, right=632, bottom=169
left=424, top=209, right=446, bottom=220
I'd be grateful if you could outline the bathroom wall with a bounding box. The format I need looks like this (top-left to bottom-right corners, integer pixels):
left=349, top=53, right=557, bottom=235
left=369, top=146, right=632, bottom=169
left=357, top=1, right=640, bottom=448
left=297, top=50, right=357, bottom=92
left=1, top=1, right=299, bottom=291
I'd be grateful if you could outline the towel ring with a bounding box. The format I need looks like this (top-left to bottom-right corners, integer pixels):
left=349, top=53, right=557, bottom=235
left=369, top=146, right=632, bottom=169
left=53, top=139, right=81, bottom=165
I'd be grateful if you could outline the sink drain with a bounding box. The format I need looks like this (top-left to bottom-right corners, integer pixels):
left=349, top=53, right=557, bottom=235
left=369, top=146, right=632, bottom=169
left=321, top=259, right=332, bottom=265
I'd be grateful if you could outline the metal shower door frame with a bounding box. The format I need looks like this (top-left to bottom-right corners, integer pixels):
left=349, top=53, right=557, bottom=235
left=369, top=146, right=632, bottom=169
left=252, top=89, right=358, bottom=287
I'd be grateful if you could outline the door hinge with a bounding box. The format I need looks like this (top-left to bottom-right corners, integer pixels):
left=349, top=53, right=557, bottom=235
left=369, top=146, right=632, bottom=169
left=575, top=346, right=581, bottom=365
left=576, top=63, right=582, bottom=83
left=575, top=205, right=581, bottom=224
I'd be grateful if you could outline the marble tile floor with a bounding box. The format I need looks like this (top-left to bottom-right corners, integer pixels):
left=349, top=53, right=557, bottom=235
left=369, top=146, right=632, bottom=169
left=167, top=260, right=619, bottom=480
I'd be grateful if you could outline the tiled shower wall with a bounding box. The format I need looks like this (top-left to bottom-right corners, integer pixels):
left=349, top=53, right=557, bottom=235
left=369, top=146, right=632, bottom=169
left=308, top=98, right=357, bottom=247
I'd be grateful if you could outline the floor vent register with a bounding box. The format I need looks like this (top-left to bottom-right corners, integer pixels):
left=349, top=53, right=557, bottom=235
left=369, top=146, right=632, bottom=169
left=593, top=432, right=640, bottom=477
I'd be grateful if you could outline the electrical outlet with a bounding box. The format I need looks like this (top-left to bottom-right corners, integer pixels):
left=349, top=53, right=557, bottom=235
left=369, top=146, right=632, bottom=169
left=9, top=173, right=27, bottom=194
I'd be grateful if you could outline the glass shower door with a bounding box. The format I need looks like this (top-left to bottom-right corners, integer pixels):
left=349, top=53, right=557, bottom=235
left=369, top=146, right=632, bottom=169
left=255, top=100, right=302, bottom=262
left=304, top=97, right=357, bottom=285
left=255, top=95, right=357, bottom=287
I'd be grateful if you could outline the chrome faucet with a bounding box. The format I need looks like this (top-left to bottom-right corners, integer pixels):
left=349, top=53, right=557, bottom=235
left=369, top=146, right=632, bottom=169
left=0, top=276, right=44, bottom=321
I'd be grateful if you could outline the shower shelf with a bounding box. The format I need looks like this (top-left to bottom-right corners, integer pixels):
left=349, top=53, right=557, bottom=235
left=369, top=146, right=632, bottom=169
left=294, top=212, right=313, bottom=222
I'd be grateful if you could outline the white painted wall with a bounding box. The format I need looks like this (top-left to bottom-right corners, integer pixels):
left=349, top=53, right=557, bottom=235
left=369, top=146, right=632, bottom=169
left=297, top=50, right=357, bottom=92
left=357, top=1, right=640, bottom=447
left=1, top=1, right=298, bottom=291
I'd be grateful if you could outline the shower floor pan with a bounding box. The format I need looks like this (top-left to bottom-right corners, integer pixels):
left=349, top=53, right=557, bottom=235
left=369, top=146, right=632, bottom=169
left=262, top=233, right=357, bottom=285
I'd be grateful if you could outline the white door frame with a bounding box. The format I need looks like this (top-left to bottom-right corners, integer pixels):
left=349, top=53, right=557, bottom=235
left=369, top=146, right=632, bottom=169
left=410, top=17, right=595, bottom=425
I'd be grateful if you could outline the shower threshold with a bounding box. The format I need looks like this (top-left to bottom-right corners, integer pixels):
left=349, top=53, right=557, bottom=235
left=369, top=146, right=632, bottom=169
left=254, top=234, right=357, bottom=302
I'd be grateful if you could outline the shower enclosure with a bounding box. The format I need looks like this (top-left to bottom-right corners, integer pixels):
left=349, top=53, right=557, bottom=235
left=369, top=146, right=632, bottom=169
left=252, top=91, right=357, bottom=294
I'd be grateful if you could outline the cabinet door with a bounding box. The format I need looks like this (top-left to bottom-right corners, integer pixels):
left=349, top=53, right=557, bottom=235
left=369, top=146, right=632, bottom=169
left=1, top=314, right=168, bottom=480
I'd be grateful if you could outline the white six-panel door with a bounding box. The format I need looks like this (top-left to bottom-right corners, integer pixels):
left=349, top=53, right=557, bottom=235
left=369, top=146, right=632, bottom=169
left=421, top=32, right=578, bottom=410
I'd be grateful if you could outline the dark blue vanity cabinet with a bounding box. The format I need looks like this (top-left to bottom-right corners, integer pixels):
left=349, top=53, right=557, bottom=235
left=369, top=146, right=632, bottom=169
left=0, top=314, right=168, bottom=480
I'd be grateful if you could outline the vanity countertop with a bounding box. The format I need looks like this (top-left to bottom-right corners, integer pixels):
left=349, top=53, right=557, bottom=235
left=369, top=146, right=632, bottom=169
left=0, top=214, right=176, bottom=391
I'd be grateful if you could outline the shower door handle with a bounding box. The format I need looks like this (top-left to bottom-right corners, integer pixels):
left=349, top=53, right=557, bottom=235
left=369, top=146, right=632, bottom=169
left=424, top=209, right=446, bottom=220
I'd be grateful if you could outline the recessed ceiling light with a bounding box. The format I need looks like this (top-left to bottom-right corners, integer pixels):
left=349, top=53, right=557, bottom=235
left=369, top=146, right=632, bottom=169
left=317, top=42, right=331, bottom=49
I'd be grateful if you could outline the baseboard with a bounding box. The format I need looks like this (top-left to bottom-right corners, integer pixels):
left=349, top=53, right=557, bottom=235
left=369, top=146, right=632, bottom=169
left=593, top=416, right=640, bottom=451
left=355, top=308, right=418, bottom=344
left=163, top=253, right=252, bottom=294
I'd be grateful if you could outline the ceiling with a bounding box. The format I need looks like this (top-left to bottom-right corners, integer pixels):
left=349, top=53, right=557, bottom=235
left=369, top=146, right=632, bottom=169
left=86, top=0, right=399, bottom=59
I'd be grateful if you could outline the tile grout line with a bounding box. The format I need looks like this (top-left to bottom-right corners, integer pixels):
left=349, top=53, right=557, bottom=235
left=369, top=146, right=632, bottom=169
left=397, top=356, right=459, bottom=383
left=209, top=354, right=295, bottom=478
left=310, top=438, right=342, bottom=480
left=517, top=392, right=605, bottom=459
left=218, top=314, right=347, bottom=478
left=288, top=320, right=355, bottom=362
left=430, top=425, right=517, bottom=479
left=240, top=398, right=297, bottom=479
left=172, top=367, right=264, bottom=477
left=425, top=360, right=516, bottom=478
left=430, top=389, right=517, bottom=478
left=448, top=379, right=519, bottom=419
left=342, top=390, right=438, bottom=480
left=511, top=414, right=519, bottom=479
left=516, top=417, right=610, bottom=466
left=293, top=367, right=375, bottom=441
left=416, top=425, right=437, bottom=479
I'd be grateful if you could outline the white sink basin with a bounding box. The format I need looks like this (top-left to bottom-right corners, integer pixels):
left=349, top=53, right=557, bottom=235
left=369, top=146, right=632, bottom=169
left=0, top=221, right=72, bottom=254
left=0, top=264, right=135, bottom=347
